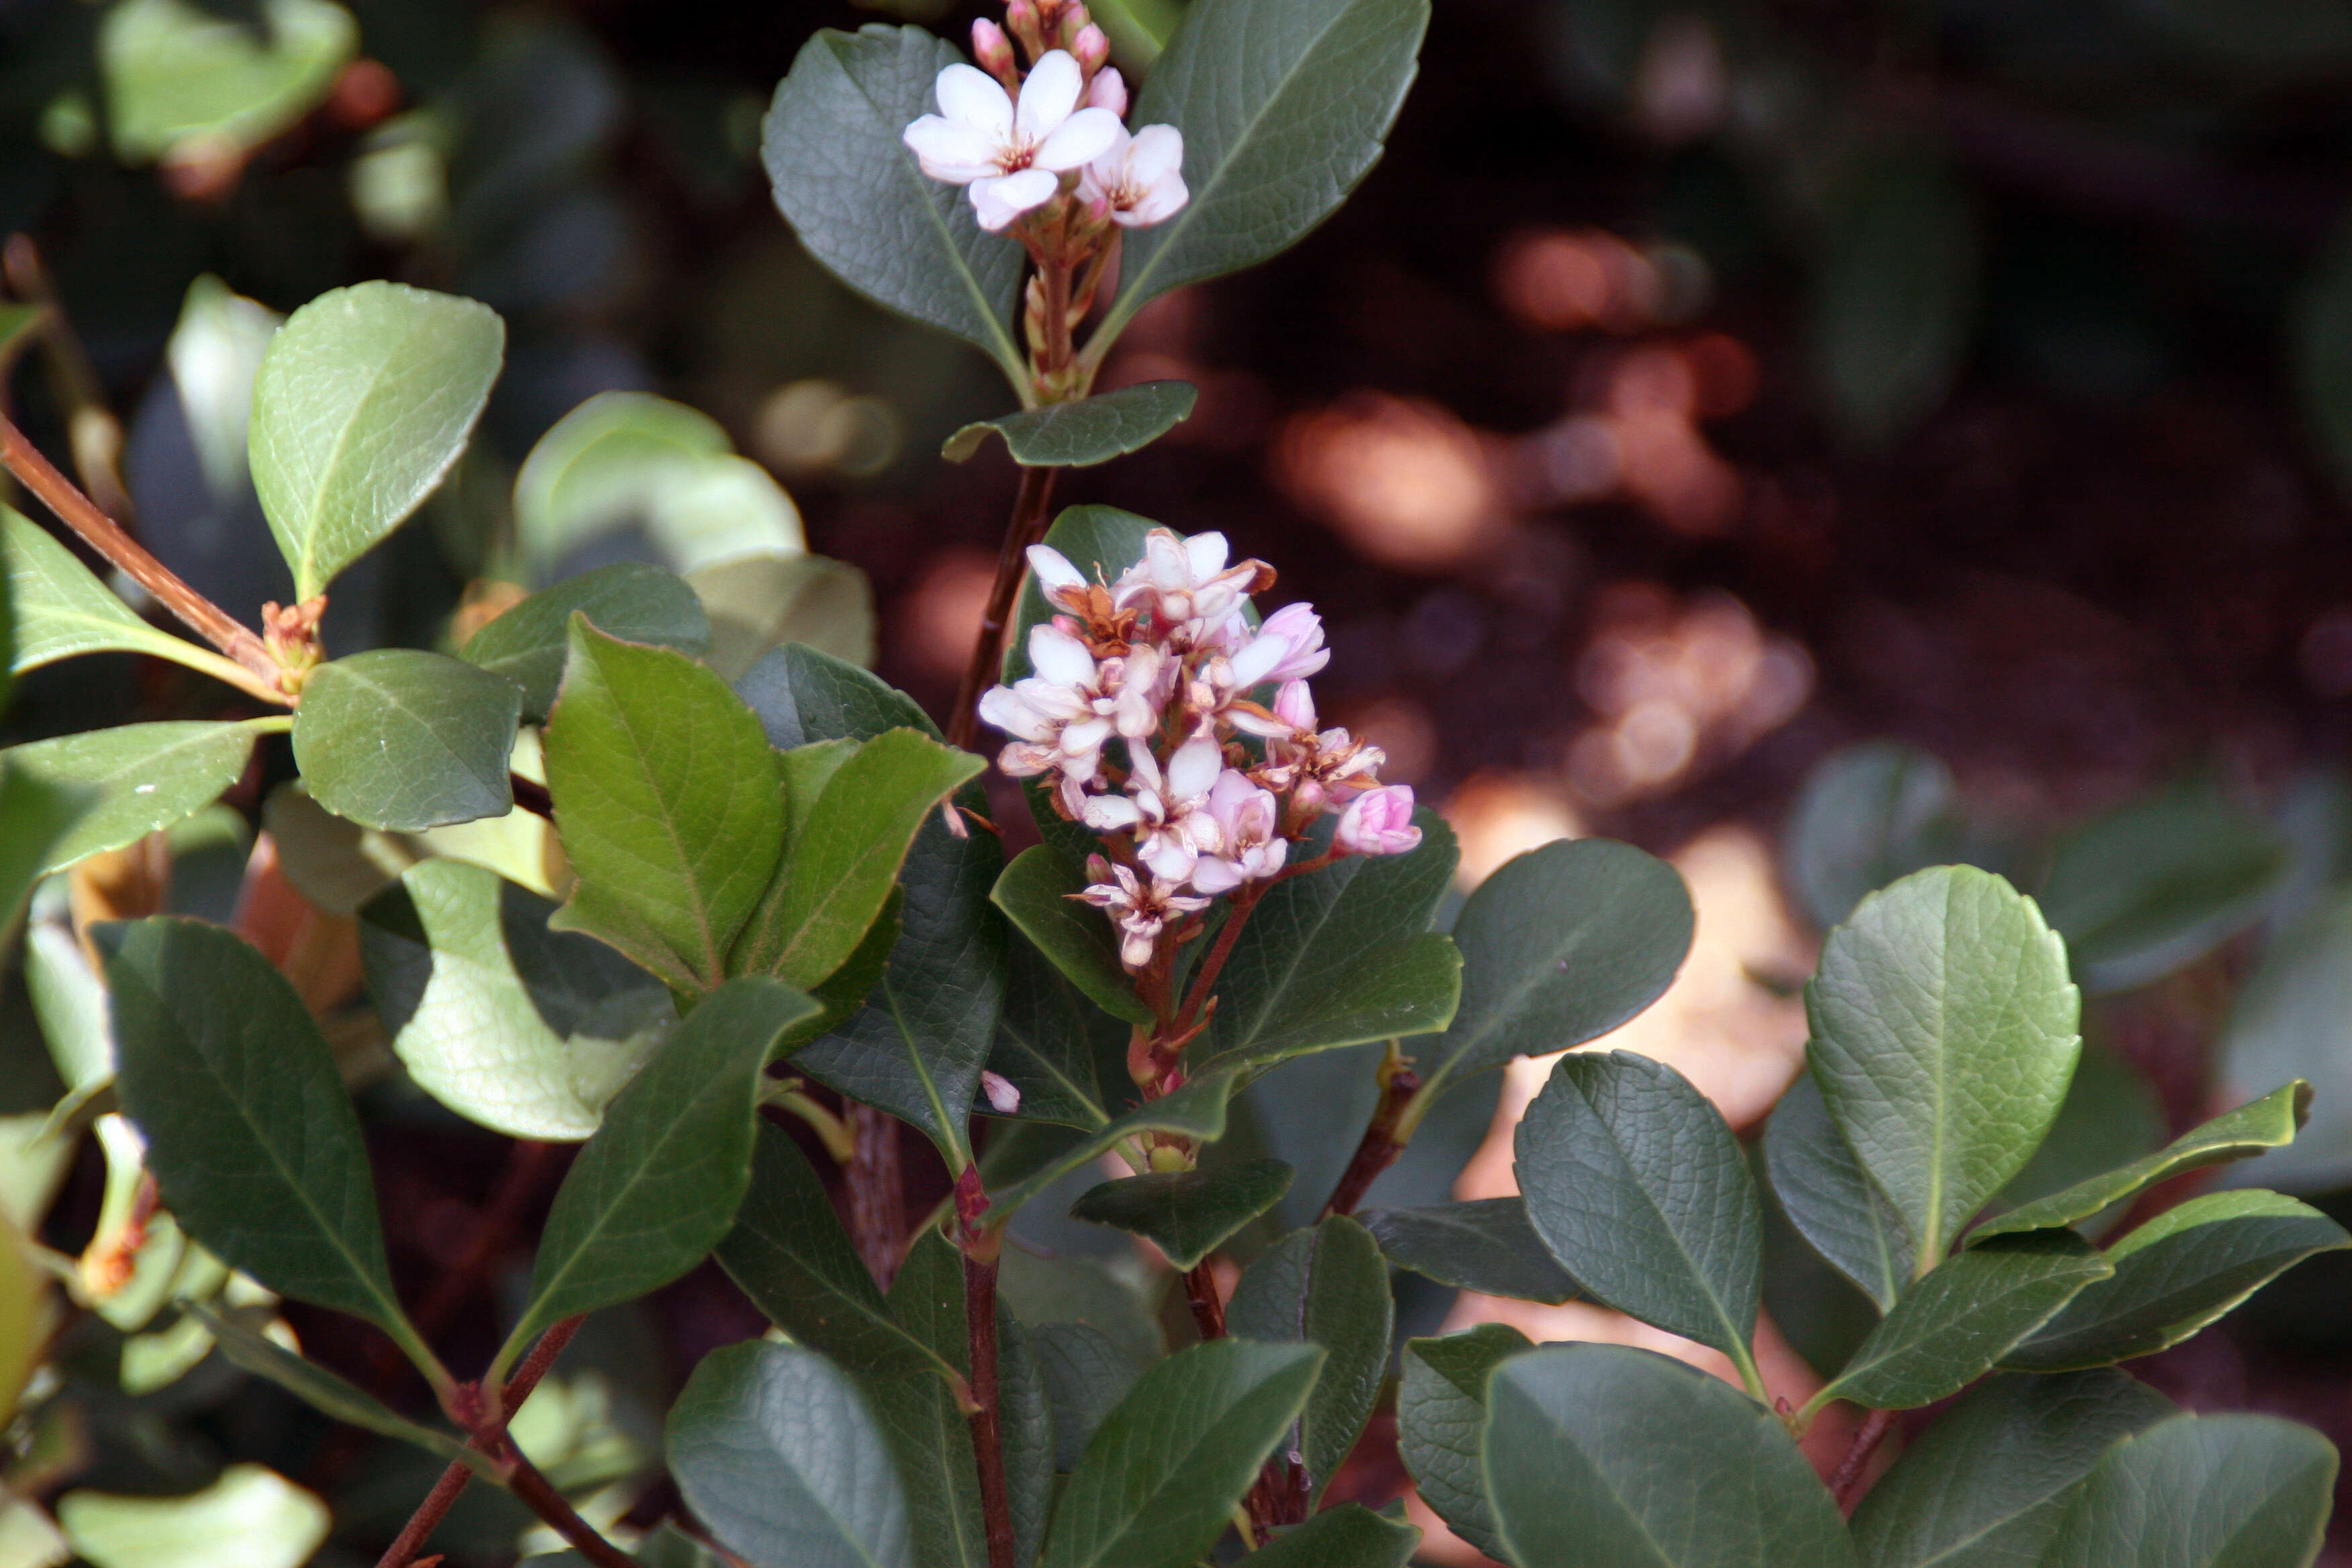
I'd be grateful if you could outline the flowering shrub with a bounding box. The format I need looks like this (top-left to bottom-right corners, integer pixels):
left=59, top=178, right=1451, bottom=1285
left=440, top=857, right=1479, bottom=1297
left=0, top=0, right=2345, bottom=1565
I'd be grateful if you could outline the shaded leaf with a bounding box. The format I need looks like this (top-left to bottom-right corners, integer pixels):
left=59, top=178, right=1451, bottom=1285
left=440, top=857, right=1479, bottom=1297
left=694, top=554, right=873, bottom=681
left=986, top=929, right=1126, bottom=1130
left=2039, top=1413, right=2337, bottom=1568
left=1070, top=1159, right=1293, bottom=1270
left=943, top=383, right=1197, bottom=467
left=1241, top=1505, right=1418, bottom=1568
left=1227, top=1216, right=1392, bottom=1504
left=293, top=650, right=521, bottom=832
left=0, top=765, right=87, bottom=928
left=1359, top=1198, right=1579, bottom=1305
left=985, top=1069, right=1241, bottom=1220
left=3, top=722, right=256, bottom=876
left=991, top=846, right=1153, bottom=1027
left=2218, top=891, right=2352, bottom=1191
left=1397, top=1324, right=1531, bottom=1562
left=1028, top=1323, right=1150, bottom=1473
left=250, top=281, right=503, bottom=598
left=1812, top=156, right=1976, bottom=448
left=1781, top=741, right=1963, bottom=930
left=1763, top=1069, right=1912, bottom=1310
left=459, top=562, right=710, bottom=720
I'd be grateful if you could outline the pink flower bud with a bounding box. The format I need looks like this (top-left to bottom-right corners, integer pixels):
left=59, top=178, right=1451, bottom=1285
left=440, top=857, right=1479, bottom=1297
left=1073, top=23, right=1110, bottom=74
left=1335, top=785, right=1422, bottom=856
left=1085, top=64, right=1128, bottom=117
left=981, top=1071, right=1023, bottom=1114
left=1273, top=679, right=1317, bottom=732
left=971, top=17, right=1016, bottom=78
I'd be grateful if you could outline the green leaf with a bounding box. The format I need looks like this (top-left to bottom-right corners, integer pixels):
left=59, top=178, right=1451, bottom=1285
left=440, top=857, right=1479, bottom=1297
left=1811, top=1233, right=2112, bottom=1414
left=1781, top=741, right=1964, bottom=930
left=293, top=650, right=522, bottom=832
left=1038, top=1338, right=1324, bottom=1568
left=987, top=930, right=1126, bottom=1130
left=2037, top=777, right=2291, bottom=995
left=1969, top=1081, right=2312, bottom=1244
left=1098, top=0, right=1432, bottom=345
left=2039, top=1413, right=2337, bottom=1568
left=870, top=1235, right=997, bottom=1568
left=695, top=554, right=875, bottom=681
left=1201, top=810, right=1462, bottom=1076
left=358, top=860, right=674, bottom=1140
left=460, top=563, right=711, bottom=720
left=501, top=977, right=819, bottom=1372
left=103, top=919, right=429, bottom=1364
left=943, top=383, right=1199, bottom=467
left=1996, top=1040, right=2165, bottom=1230
left=99, top=0, right=355, bottom=164
left=164, top=275, right=279, bottom=503
left=1069, top=1159, right=1293, bottom=1270
left=544, top=618, right=786, bottom=992
left=250, top=281, right=503, bottom=599
left=1028, top=1323, right=1151, bottom=1473
left=1483, top=1343, right=1857, bottom=1568
left=1397, top=1324, right=1530, bottom=1561
left=985, top=1069, right=1242, bottom=1221
left=263, top=784, right=417, bottom=915
left=1241, top=1505, right=1418, bottom=1568
left=187, top=1305, right=491, bottom=1476
left=1811, top=155, right=1976, bottom=448
left=738, top=642, right=940, bottom=752
left=1763, top=1069, right=1913, bottom=1310
left=0, top=765, right=87, bottom=928
left=58, top=1463, right=329, bottom=1568
left=2003, top=1191, right=2351, bottom=1373
left=1226, top=1216, right=1391, bottom=1504
left=1808, top=865, right=2081, bottom=1269
left=732, top=729, right=983, bottom=988
left=667, top=1340, right=913, bottom=1568
left=990, top=846, right=1154, bottom=1027
left=1414, top=837, right=1693, bottom=1102
left=2218, top=892, right=2352, bottom=1191
left=1848, top=1371, right=2176, bottom=1568
left=765, top=26, right=1025, bottom=384
left=3, top=722, right=256, bottom=876
left=1, top=509, right=257, bottom=691
left=1515, top=1050, right=1764, bottom=1381
left=1359, top=1198, right=1579, bottom=1304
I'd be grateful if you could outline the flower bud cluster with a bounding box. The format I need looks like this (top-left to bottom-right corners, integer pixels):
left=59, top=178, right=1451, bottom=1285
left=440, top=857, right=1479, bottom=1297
left=979, top=529, right=1422, bottom=972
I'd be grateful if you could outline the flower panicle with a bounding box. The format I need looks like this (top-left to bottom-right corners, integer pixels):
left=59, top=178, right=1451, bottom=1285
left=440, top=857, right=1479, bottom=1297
left=977, top=528, right=1422, bottom=975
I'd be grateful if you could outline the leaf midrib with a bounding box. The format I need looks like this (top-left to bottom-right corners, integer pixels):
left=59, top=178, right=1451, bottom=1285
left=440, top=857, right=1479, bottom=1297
left=282, top=315, right=432, bottom=596
left=1060, top=1374, right=1302, bottom=1568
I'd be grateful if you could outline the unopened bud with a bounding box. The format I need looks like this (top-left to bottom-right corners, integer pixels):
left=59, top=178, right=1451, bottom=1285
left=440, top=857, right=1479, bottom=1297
left=1005, top=0, right=1043, bottom=52
left=1085, top=64, right=1128, bottom=118
left=971, top=17, right=1016, bottom=79
left=1073, top=23, right=1110, bottom=75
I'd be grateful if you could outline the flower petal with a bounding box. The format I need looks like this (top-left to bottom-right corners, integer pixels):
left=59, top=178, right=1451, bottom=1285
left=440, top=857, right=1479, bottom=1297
left=1036, top=106, right=1123, bottom=172
left=903, top=115, right=1001, bottom=184
left=1168, top=736, right=1223, bottom=800
left=970, top=168, right=1058, bottom=230
left=1027, top=544, right=1087, bottom=595
left=1128, top=124, right=1184, bottom=184
left=1185, top=532, right=1230, bottom=579
left=936, top=62, right=1014, bottom=138
left=1015, top=50, right=1083, bottom=144
left=1190, top=858, right=1244, bottom=895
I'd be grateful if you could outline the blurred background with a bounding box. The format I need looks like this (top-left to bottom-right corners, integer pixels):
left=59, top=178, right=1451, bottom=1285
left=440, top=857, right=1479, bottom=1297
left=15, top=0, right=2352, bottom=1561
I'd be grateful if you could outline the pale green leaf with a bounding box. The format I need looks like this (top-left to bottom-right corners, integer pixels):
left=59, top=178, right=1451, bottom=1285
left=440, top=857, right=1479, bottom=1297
left=58, top=1465, right=328, bottom=1568
left=2, top=722, right=256, bottom=876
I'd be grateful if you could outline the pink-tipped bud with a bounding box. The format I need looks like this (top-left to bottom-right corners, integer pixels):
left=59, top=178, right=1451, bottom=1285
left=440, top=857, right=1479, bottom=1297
left=981, top=1071, right=1023, bottom=1114
left=1273, top=679, right=1317, bottom=732
left=1073, top=23, right=1110, bottom=74
left=1006, top=0, right=1042, bottom=51
left=1335, top=785, right=1422, bottom=856
left=972, top=17, right=1016, bottom=77
left=1085, top=62, right=1128, bottom=117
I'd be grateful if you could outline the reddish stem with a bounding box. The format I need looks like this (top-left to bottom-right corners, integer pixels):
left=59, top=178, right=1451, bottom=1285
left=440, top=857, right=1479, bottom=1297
left=947, top=464, right=1060, bottom=752
left=963, top=1243, right=1019, bottom=1568
left=507, top=1451, right=636, bottom=1568
left=1830, top=1408, right=1898, bottom=1507
left=1322, top=1059, right=1422, bottom=1218
left=848, top=1104, right=908, bottom=1291
left=1181, top=1262, right=1227, bottom=1340
left=1169, top=885, right=1263, bottom=1040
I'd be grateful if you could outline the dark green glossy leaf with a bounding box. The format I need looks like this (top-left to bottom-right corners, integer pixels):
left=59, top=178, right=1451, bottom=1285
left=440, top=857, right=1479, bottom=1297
left=2038, top=777, right=2291, bottom=995
left=1814, top=1234, right=2112, bottom=1414
left=1227, top=1216, right=1391, bottom=1504
left=1995, top=1040, right=2165, bottom=1232
left=985, top=1068, right=1241, bottom=1220
left=3, top=722, right=256, bottom=875
left=251, top=281, right=503, bottom=599
left=2004, top=1191, right=2351, bottom=1373
left=943, top=383, right=1197, bottom=467
left=1028, top=1323, right=1151, bottom=1473
left=544, top=618, right=785, bottom=992
left=1241, top=1505, right=1418, bottom=1568
left=1359, top=1198, right=1579, bottom=1305
left=189, top=1305, right=490, bottom=1476
left=1849, top=1371, right=2176, bottom=1568
left=741, top=641, right=938, bottom=749
left=1037, top=1338, right=1324, bottom=1568
left=1763, top=1070, right=1912, bottom=1310
left=1484, top=1344, right=1856, bottom=1568
left=1811, top=156, right=1975, bottom=449
left=990, top=846, right=1153, bottom=1027
left=2039, top=1412, right=2337, bottom=1568
left=1781, top=741, right=1963, bottom=930
left=667, top=1340, right=912, bottom=1568
left=1809, top=865, right=2080, bottom=1269
left=459, top=562, right=709, bottom=720
left=360, top=860, right=675, bottom=1141
left=1397, top=1324, right=1530, bottom=1562
left=1414, top=837, right=1692, bottom=1102
left=1070, top=1159, right=1292, bottom=1270
left=293, top=650, right=521, bottom=832
left=1515, top=1050, right=1763, bottom=1379
left=987, top=930, right=1126, bottom=1130
left=1101, top=0, right=1431, bottom=340
left=501, top=977, right=819, bottom=1372
left=104, top=919, right=429, bottom=1366
left=0, top=764, right=86, bottom=928
left=764, top=26, right=1024, bottom=383
left=875, top=1234, right=1004, bottom=1568
left=1971, top=1081, right=2312, bottom=1244
left=1201, top=810, right=1461, bottom=1076
left=999, top=1246, right=1166, bottom=1367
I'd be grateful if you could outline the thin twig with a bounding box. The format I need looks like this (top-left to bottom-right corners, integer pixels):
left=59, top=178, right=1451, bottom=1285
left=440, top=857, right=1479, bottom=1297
left=505, top=1450, right=636, bottom=1568
left=4, top=236, right=138, bottom=526
left=1322, top=1045, right=1422, bottom=1218
left=0, top=413, right=284, bottom=699
left=1830, top=1408, right=1897, bottom=1507
left=848, top=1104, right=907, bottom=1291
left=1182, top=1262, right=1226, bottom=1340
left=946, top=464, right=1059, bottom=752
left=963, top=1248, right=1019, bottom=1568
left=1170, top=885, right=1263, bottom=1038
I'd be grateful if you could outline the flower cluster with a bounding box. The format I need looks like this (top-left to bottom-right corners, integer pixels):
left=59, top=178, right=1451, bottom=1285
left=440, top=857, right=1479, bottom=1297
left=980, top=529, right=1422, bottom=971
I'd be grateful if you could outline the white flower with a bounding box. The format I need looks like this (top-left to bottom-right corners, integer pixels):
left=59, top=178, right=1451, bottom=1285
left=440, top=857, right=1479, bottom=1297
left=1026, top=543, right=1093, bottom=616
left=903, top=51, right=1123, bottom=232
left=1113, top=529, right=1269, bottom=644
left=977, top=622, right=1171, bottom=814
left=1335, top=785, right=1422, bottom=856
left=1077, top=861, right=1211, bottom=970
left=1081, top=124, right=1188, bottom=228
left=1222, top=601, right=1330, bottom=693
left=1081, top=736, right=1223, bottom=883
left=1262, top=679, right=1385, bottom=813
left=1086, top=65, right=1128, bottom=118
left=1192, top=769, right=1287, bottom=894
